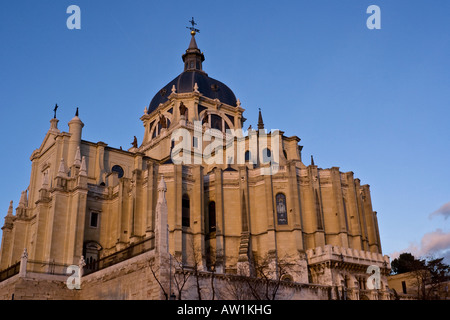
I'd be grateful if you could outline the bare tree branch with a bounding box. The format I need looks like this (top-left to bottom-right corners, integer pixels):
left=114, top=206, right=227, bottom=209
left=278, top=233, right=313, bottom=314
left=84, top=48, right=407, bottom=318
left=148, top=257, right=168, bottom=300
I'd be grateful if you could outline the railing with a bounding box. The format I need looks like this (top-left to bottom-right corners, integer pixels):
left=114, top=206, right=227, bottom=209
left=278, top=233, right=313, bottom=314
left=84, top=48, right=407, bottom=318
left=84, top=236, right=155, bottom=276
left=0, top=261, right=20, bottom=282
left=26, top=260, right=71, bottom=276
left=0, top=237, right=155, bottom=282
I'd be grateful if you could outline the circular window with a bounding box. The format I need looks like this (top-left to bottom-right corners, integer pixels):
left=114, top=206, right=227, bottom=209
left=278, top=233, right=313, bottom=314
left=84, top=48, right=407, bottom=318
left=112, top=165, right=124, bottom=178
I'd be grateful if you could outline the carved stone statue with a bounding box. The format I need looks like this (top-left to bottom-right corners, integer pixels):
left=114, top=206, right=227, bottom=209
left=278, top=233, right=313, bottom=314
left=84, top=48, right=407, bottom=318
left=202, top=112, right=209, bottom=125
left=131, top=136, right=138, bottom=148
left=179, top=102, right=187, bottom=117
left=159, top=114, right=167, bottom=129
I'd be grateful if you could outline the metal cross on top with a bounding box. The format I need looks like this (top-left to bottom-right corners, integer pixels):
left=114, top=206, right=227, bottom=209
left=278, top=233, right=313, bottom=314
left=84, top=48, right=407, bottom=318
left=187, top=17, right=200, bottom=35
left=53, top=104, right=59, bottom=119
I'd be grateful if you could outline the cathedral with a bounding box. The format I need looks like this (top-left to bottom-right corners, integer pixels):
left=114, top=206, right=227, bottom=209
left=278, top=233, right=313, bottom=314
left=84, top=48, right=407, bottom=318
left=0, top=27, right=392, bottom=300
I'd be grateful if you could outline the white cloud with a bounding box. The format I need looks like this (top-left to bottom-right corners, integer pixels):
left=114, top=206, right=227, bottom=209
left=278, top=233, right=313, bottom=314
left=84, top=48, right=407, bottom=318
left=429, top=202, right=450, bottom=220
left=389, top=228, right=450, bottom=264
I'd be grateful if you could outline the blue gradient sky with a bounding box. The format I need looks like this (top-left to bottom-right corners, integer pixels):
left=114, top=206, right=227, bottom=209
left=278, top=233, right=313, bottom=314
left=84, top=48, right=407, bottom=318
left=0, top=0, right=449, bottom=263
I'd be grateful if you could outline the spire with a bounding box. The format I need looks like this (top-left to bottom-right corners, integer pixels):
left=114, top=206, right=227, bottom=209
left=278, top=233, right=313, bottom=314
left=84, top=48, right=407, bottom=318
left=188, top=33, right=199, bottom=50
left=3, top=200, right=15, bottom=229
left=79, top=156, right=87, bottom=177
left=18, top=190, right=28, bottom=208
left=157, top=175, right=167, bottom=203
left=77, top=156, right=88, bottom=189
left=311, top=155, right=315, bottom=166
left=57, top=158, right=67, bottom=177
left=7, top=201, right=13, bottom=216
left=75, top=107, right=79, bottom=117
left=16, top=190, right=28, bottom=218
left=257, top=108, right=265, bottom=130
left=182, top=18, right=205, bottom=72
left=73, top=146, right=82, bottom=167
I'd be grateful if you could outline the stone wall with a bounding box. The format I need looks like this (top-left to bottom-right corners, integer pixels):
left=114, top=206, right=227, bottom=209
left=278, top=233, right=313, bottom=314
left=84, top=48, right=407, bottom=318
left=306, top=244, right=391, bottom=268
left=0, top=274, right=78, bottom=300
left=80, top=250, right=159, bottom=300
left=0, top=248, right=330, bottom=300
left=0, top=244, right=393, bottom=300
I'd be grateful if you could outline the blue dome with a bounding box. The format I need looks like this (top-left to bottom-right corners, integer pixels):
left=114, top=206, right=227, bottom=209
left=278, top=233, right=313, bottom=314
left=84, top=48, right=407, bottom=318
left=148, top=34, right=237, bottom=114
left=148, top=70, right=237, bottom=114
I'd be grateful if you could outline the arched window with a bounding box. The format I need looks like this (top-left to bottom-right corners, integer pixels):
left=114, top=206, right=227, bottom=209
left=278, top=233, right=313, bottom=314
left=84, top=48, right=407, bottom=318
left=112, top=165, right=124, bottom=178
left=281, top=274, right=293, bottom=282
left=210, top=114, right=223, bottom=132
left=276, top=193, right=288, bottom=225
left=149, top=120, right=155, bottom=133
left=83, top=241, right=102, bottom=271
left=245, top=150, right=251, bottom=163
left=262, top=148, right=271, bottom=164
left=208, top=201, right=216, bottom=233
left=182, top=194, right=190, bottom=227
left=315, top=190, right=323, bottom=230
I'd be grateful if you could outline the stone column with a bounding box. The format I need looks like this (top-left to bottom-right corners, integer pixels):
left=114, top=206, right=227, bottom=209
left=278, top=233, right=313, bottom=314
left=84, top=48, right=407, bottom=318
left=19, top=248, right=28, bottom=277
left=67, top=112, right=84, bottom=168
left=155, top=176, right=168, bottom=253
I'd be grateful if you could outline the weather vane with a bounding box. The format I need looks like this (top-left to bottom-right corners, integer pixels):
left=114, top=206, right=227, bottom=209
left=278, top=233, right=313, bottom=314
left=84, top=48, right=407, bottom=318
left=186, top=17, right=200, bottom=35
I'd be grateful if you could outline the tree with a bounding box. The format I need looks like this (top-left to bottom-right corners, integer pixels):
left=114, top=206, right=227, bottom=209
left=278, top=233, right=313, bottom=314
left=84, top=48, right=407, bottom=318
left=391, top=252, right=424, bottom=274
left=222, top=274, right=255, bottom=300
left=240, top=252, right=300, bottom=300
left=189, top=236, right=204, bottom=300
left=148, top=257, right=168, bottom=300
left=148, top=253, right=191, bottom=300
left=171, top=254, right=191, bottom=300
left=422, top=257, right=450, bottom=300
left=391, top=252, right=450, bottom=300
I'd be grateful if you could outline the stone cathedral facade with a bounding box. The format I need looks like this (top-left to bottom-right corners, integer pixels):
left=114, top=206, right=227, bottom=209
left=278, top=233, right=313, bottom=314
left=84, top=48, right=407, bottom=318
left=0, top=30, right=392, bottom=300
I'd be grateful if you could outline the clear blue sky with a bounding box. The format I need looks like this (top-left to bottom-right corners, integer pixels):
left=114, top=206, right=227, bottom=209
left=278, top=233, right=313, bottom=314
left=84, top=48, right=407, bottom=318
left=0, top=0, right=449, bottom=263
